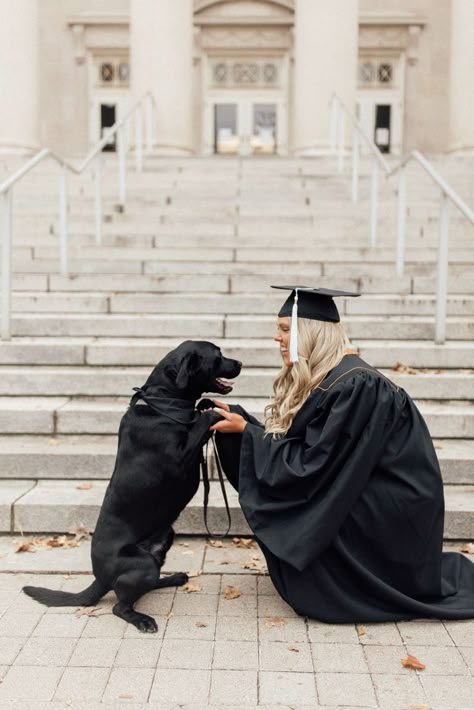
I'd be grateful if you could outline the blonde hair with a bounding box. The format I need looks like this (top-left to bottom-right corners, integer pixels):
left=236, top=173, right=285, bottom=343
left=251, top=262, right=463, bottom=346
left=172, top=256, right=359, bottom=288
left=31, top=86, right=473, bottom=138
left=265, top=317, right=349, bottom=436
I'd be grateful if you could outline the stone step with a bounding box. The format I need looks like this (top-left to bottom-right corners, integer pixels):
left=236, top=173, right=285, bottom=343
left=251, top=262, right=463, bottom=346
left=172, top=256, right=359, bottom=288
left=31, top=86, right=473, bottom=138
left=6, top=291, right=474, bottom=316
left=0, top=365, right=472, bottom=399
left=0, top=434, right=472, bottom=484
left=2, top=478, right=471, bottom=538
left=5, top=313, right=474, bottom=340
left=1, top=337, right=472, bottom=369
left=0, top=396, right=472, bottom=438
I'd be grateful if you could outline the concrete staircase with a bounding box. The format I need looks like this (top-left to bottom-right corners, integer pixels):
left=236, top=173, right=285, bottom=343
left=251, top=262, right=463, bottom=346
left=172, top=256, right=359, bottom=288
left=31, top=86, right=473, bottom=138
left=1, top=153, right=473, bottom=539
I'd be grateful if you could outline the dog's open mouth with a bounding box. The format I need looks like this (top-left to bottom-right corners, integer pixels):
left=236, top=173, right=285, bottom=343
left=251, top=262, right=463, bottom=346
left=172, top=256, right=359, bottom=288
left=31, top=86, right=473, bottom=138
left=213, top=377, right=234, bottom=394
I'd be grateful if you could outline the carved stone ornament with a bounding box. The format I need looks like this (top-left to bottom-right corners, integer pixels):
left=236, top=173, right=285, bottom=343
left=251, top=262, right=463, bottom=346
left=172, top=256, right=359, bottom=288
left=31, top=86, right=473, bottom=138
left=201, top=26, right=290, bottom=50
left=359, top=25, right=408, bottom=50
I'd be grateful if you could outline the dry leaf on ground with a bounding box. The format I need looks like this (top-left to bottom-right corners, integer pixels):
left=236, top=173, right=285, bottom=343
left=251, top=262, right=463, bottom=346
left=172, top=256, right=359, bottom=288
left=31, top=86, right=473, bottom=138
left=180, top=582, right=202, bottom=593
left=264, top=616, right=286, bottom=627
left=232, top=537, right=256, bottom=548
left=217, top=558, right=231, bottom=565
left=195, top=621, right=208, bottom=628
left=76, top=482, right=93, bottom=490
left=178, top=542, right=189, bottom=547
left=164, top=611, right=173, bottom=620
left=356, top=625, right=366, bottom=636
left=208, top=539, right=225, bottom=548
left=187, top=569, right=202, bottom=578
left=288, top=645, right=299, bottom=652
left=223, top=585, right=241, bottom=600
left=75, top=606, right=105, bottom=617
left=118, top=695, right=133, bottom=700
left=401, top=654, right=426, bottom=670
left=15, top=539, right=36, bottom=553
left=461, top=542, right=474, bottom=554
left=181, top=549, right=194, bottom=555
left=48, top=438, right=60, bottom=446
left=391, top=362, right=419, bottom=375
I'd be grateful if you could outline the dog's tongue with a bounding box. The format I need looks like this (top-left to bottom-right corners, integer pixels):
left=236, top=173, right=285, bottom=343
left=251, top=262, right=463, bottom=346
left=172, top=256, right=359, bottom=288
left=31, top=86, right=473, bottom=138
left=216, top=377, right=234, bottom=388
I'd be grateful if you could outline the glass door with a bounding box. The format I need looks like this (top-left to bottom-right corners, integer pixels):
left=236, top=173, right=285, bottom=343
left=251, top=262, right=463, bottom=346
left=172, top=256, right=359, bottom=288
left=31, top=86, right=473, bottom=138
left=214, top=104, right=239, bottom=154
left=213, top=101, right=278, bottom=156
left=250, top=103, right=277, bottom=155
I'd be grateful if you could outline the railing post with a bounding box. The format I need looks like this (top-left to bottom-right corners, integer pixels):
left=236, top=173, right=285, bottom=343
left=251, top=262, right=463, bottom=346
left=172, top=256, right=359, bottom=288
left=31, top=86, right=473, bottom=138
left=329, top=95, right=338, bottom=155
left=95, top=153, right=102, bottom=246
left=396, top=166, right=407, bottom=276
left=351, top=129, right=359, bottom=203
left=135, top=107, right=143, bottom=173
left=58, top=164, right=68, bottom=274
left=117, top=126, right=126, bottom=208
left=337, top=109, right=345, bottom=172
left=1, top=189, right=12, bottom=340
left=370, top=157, right=379, bottom=247
left=435, top=192, right=450, bottom=344
left=145, top=94, right=153, bottom=155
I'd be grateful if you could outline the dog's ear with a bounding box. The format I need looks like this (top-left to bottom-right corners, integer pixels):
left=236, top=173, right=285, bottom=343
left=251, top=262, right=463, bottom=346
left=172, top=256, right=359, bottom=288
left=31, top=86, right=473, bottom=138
left=175, top=352, right=199, bottom=390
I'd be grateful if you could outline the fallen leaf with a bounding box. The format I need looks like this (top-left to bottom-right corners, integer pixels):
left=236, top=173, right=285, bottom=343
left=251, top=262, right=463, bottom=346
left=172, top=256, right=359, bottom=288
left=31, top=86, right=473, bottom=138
left=232, top=537, right=256, bottom=549
left=217, top=558, right=231, bottom=565
left=288, top=645, right=299, bottom=652
left=118, top=694, right=133, bottom=699
left=76, top=482, right=93, bottom=490
left=15, top=539, right=36, bottom=553
left=164, top=611, right=173, bottom=620
left=401, top=654, right=426, bottom=670
left=434, top=444, right=444, bottom=450
left=391, top=362, right=419, bottom=375
left=356, top=625, right=366, bottom=636
left=208, top=540, right=225, bottom=548
left=461, top=543, right=474, bottom=554
left=180, top=582, right=202, bottom=593
left=178, top=541, right=189, bottom=547
left=181, top=549, right=194, bottom=555
left=223, top=585, right=241, bottom=600
left=264, top=616, right=286, bottom=628
left=195, top=621, right=208, bottom=628
left=187, top=569, right=202, bottom=578
left=48, top=438, right=60, bottom=446
left=75, top=606, right=105, bottom=617
left=405, top=705, right=429, bottom=710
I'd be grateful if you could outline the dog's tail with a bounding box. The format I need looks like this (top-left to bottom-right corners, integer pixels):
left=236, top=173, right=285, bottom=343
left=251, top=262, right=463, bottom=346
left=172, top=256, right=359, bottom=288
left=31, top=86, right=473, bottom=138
left=23, top=579, right=107, bottom=607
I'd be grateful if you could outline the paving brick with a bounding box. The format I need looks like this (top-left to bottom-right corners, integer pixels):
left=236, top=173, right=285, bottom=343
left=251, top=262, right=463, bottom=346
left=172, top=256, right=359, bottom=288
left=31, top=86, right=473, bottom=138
left=443, top=619, right=474, bottom=646
left=0, top=665, right=64, bottom=702
left=102, top=667, right=155, bottom=704
left=371, top=673, right=428, bottom=708
left=0, top=610, right=43, bottom=637
left=259, top=615, right=308, bottom=642
left=113, top=638, right=161, bottom=667
left=215, top=614, right=258, bottom=641
left=307, top=620, right=360, bottom=644
left=164, top=614, right=216, bottom=640
left=258, top=575, right=278, bottom=595
left=82, top=613, right=127, bottom=638
left=0, top=637, right=24, bottom=665
left=68, top=637, right=121, bottom=667
left=420, top=674, right=474, bottom=708
left=220, top=573, right=258, bottom=594
left=209, top=670, right=258, bottom=705
left=158, top=638, right=214, bottom=669
left=406, top=644, right=471, bottom=675
left=363, top=644, right=415, bottom=675
left=316, top=672, right=378, bottom=707
left=53, top=666, right=110, bottom=702
left=311, top=642, right=369, bottom=673
left=260, top=640, right=313, bottom=672
left=171, top=591, right=219, bottom=616
left=213, top=640, right=258, bottom=670
left=32, top=612, right=87, bottom=638
left=358, top=622, right=403, bottom=646
left=14, top=636, right=77, bottom=666
left=259, top=671, right=318, bottom=705
left=150, top=668, right=211, bottom=704
left=397, top=619, right=455, bottom=645
left=130, top=590, right=174, bottom=614
left=459, top=645, right=474, bottom=673
left=257, top=594, right=297, bottom=618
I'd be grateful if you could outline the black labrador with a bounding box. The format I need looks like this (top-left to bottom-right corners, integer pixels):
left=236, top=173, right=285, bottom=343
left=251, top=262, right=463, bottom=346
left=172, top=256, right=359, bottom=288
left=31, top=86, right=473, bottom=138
left=23, top=340, right=241, bottom=632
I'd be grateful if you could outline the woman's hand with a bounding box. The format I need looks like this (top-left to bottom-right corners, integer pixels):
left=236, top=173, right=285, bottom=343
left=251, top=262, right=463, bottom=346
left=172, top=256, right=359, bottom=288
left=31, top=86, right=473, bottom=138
left=210, top=399, right=230, bottom=412
left=210, top=408, right=247, bottom=433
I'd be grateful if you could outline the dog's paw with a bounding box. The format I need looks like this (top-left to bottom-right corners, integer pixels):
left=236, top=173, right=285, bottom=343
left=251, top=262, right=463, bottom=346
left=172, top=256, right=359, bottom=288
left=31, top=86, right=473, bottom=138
left=196, top=398, right=215, bottom=413
left=136, top=614, right=159, bottom=633
left=175, top=572, right=189, bottom=586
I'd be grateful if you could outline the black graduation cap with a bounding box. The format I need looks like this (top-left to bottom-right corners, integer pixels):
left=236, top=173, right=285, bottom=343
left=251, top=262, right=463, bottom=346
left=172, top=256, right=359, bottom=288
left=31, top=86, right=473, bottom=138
left=271, top=285, right=360, bottom=362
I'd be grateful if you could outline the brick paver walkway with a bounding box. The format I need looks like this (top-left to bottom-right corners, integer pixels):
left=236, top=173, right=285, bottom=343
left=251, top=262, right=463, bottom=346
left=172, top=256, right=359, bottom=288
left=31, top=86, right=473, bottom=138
left=0, top=536, right=472, bottom=709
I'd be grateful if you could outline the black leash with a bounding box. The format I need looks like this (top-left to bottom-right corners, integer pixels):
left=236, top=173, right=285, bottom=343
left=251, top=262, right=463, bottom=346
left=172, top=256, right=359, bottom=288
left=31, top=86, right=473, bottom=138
left=201, top=434, right=232, bottom=538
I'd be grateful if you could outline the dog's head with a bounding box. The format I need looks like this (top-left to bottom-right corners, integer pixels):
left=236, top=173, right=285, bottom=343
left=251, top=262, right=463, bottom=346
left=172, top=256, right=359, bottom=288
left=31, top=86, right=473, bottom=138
left=144, top=340, right=242, bottom=400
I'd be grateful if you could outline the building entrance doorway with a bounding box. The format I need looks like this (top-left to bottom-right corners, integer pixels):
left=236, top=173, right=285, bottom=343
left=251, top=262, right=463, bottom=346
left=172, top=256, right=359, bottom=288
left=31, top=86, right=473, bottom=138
left=213, top=101, right=278, bottom=155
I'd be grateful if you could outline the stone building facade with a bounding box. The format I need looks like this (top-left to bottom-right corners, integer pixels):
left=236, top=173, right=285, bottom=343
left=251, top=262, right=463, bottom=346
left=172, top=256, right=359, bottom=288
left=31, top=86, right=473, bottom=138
left=1, top=0, right=473, bottom=156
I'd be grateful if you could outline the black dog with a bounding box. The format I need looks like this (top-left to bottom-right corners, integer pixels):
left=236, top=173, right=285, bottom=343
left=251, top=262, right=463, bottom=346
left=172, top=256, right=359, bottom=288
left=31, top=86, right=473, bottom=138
left=23, top=340, right=241, bottom=632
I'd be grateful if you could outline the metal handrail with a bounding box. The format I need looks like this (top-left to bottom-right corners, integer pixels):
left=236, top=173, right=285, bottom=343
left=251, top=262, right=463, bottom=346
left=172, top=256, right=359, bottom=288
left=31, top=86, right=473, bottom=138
left=329, top=93, right=474, bottom=344
left=1, top=92, right=156, bottom=340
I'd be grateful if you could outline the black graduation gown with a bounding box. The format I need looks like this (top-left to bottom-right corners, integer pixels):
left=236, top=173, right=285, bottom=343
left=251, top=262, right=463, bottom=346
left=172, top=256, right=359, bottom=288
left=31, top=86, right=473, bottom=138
left=215, top=354, right=474, bottom=622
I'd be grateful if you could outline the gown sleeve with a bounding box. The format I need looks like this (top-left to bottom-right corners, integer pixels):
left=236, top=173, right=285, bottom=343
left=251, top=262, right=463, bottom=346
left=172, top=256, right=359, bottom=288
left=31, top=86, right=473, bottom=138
left=238, top=370, right=402, bottom=571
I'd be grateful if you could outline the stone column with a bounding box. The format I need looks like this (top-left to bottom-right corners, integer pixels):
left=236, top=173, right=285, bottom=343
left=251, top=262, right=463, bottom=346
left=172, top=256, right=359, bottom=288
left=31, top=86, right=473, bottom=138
left=0, top=0, right=39, bottom=153
left=292, top=0, right=358, bottom=155
left=130, top=0, right=194, bottom=154
left=449, top=0, right=474, bottom=152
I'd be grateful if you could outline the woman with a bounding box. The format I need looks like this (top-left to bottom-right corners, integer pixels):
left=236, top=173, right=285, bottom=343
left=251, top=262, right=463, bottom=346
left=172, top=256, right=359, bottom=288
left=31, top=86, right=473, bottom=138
left=210, top=285, right=474, bottom=622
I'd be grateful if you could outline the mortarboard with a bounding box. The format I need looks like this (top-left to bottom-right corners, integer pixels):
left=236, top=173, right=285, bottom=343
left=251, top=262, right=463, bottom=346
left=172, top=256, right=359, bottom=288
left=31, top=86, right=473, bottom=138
left=271, top=285, right=360, bottom=363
